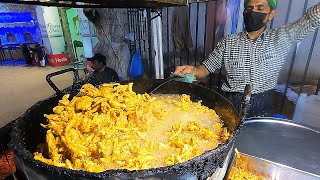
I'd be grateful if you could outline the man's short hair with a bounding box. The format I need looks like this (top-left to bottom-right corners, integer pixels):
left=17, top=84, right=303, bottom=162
left=87, top=53, right=106, bottom=65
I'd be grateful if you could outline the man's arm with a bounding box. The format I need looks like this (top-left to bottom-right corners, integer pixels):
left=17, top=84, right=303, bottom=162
left=278, top=3, right=320, bottom=43
left=82, top=72, right=94, bottom=83
left=174, top=38, right=225, bottom=79
left=174, top=65, right=209, bottom=79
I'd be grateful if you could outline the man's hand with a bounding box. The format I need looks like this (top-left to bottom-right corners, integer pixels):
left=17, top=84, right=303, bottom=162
left=174, top=65, right=194, bottom=75
left=87, top=66, right=94, bottom=72
left=174, top=65, right=210, bottom=79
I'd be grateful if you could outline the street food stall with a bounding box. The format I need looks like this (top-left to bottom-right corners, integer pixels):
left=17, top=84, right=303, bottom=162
left=0, top=0, right=319, bottom=180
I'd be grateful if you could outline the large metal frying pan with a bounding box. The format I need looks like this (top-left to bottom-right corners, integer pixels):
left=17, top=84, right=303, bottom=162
left=10, top=68, right=250, bottom=180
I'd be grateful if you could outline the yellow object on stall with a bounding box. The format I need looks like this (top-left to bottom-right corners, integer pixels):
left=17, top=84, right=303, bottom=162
left=34, top=83, right=230, bottom=172
left=228, top=149, right=267, bottom=180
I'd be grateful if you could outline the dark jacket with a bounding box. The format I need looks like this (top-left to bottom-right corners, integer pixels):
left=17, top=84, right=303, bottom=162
left=84, top=67, right=120, bottom=86
left=30, top=47, right=44, bottom=60
left=21, top=46, right=32, bottom=60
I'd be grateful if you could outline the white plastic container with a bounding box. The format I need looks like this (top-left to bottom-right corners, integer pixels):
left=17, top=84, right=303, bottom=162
left=293, top=93, right=307, bottom=122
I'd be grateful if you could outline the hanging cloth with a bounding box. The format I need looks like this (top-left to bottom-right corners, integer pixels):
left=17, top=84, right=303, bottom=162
left=237, top=0, right=245, bottom=33
left=172, top=6, right=193, bottom=52
left=224, top=0, right=241, bottom=35
left=129, top=50, right=144, bottom=78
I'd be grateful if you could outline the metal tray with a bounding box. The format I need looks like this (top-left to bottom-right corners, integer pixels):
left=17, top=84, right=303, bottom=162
left=227, top=152, right=320, bottom=180
left=234, top=118, right=320, bottom=176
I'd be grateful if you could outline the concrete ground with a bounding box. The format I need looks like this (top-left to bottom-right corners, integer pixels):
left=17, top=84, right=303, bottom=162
left=0, top=65, right=85, bottom=128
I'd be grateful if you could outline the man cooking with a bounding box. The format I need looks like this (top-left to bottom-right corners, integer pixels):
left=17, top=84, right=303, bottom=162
left=174, top=0, right=320, bottom=117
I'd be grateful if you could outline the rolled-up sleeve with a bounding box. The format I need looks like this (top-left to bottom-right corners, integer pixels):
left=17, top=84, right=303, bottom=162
left=202, top=38, right=226, bottom=73
left=280, top=3, right=320, bottom=44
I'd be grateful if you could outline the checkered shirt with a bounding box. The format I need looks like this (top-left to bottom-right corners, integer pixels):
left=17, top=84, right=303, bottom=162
left=203, top=3, right=320, bottom=94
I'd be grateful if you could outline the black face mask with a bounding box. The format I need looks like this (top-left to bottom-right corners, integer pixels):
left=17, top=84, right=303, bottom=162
left=244, top=11, right=269, bottom=32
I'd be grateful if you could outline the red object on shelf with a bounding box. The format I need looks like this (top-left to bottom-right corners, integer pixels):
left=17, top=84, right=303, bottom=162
left=86, top=60, right=93, bottom=73
left=47, top=54, right=70, bottom=67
